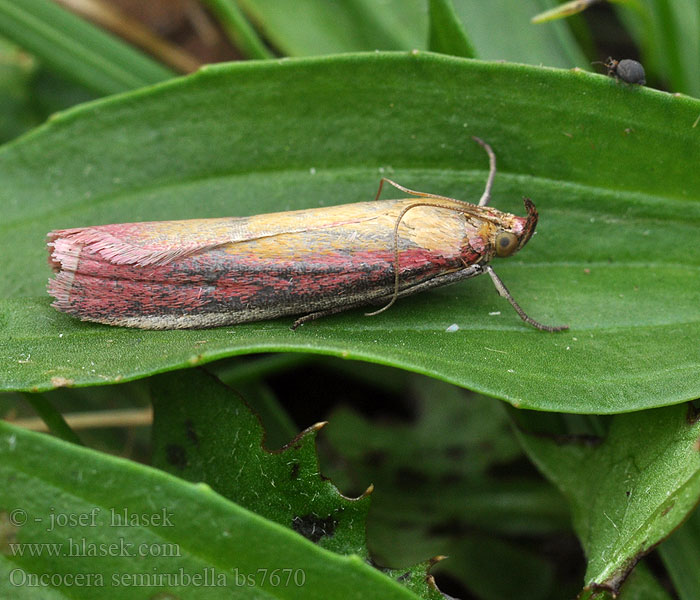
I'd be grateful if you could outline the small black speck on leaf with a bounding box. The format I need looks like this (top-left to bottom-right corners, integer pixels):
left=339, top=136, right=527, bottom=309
left=165, top=444, right=187, bottom=469
left=292, top=514, right=337, bottom=542
left=184, top=419, right=199, bottom=445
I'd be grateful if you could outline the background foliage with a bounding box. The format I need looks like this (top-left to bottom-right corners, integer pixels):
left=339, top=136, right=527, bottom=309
left=0, top=1, right=698, bottom=599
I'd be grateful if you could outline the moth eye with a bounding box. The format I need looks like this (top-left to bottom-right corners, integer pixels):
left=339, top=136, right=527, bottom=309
left=495, top=232, right=518, bottom=257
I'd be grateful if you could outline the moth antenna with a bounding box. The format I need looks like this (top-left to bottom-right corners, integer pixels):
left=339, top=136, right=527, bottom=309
left=373, top=177, right=460, bottom=203
left=472, top=136, right=496, bottom=207
left=366, top=200, right=479, bottom=317
left=366, top=142, right=508, bottom=319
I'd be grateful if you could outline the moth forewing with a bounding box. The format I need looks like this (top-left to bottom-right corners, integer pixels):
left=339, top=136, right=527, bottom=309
left=47, top=138, right=567, bottom=331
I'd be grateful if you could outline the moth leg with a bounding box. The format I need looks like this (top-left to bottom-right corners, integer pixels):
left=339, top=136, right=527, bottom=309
left=374, top=177, right=457, bottom=203
left=294, top=265, right=568, bottom=332
left=291, top=265, right=483, bottom=330
left=472, top=136, right=496, bottom=207
left=485, top=266, right=568, bottom=332
left=368, top=265, right=484, bottom=307
left=291, top=303, right=365, bottom=330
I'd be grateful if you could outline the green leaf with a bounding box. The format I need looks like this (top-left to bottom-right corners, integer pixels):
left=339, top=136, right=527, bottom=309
left=451, top=0, right=589, bottom=67
left=236, top=0, right=426, bottom=55
left=0, top=419, right=422, bottom=599
left=18, top=391, right=82, bottom=444
left=658, top=505, right=700, bottom=600
left=0, top=38, right=42, bottom=143
left=201, top=0, right=273, bottom=59
left=530, top=0, right=595, bottom=24
left=428, top=0, right=476, bottom=58
left=0, top=36, right=98, bottom=144
left=323, top=378, right=573, bottom=599
left=232, top=379, right=300, bottom=449
left=1, top=53, right=699, bottom=413
left=235, top=0, right=588, bottom=69
left=151, top=368, right=371, bottom=558
left=0, top=0, right=174, bottom=95
left=150, top=368, right=444, bottom=599
left=515, top=404, right=700, bottom=596
left=615, top=562, right=673, bottom=600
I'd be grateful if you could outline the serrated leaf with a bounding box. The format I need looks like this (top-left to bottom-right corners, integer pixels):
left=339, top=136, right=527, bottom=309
left=0, top=419, right=422, bottom=599
left=150, top=367, right=446, bottom=599
left=515, top=404, right=700, bottom=596
left=151, top=368, right=371, bottom=558
left=0, top=53, right=699, bottom=413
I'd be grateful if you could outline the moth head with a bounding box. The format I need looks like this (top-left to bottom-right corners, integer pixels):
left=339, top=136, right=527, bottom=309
left=494, top=198, right=538, bottom=258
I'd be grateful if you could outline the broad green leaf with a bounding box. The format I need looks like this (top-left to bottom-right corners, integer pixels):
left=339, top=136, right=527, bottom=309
left=236, top=0, right=426, bottom=55
left=0, top=0, right=173, bottom=95
left=174, top=353, right=309, bottom=449
left=658, top=506, right=700, bottom=600
left=0, top=53, right=699, bottom=413
left=515, top=404, right=700, bottom=596
left=0, top=419, right=421, bottom=599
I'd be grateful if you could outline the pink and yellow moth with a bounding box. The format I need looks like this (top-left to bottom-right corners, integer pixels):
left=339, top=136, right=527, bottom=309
left=47, top=138, right=567, bottom=332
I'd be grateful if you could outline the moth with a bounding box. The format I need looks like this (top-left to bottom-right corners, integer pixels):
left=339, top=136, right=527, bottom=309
left=47, top=137, right=567, bottom=332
